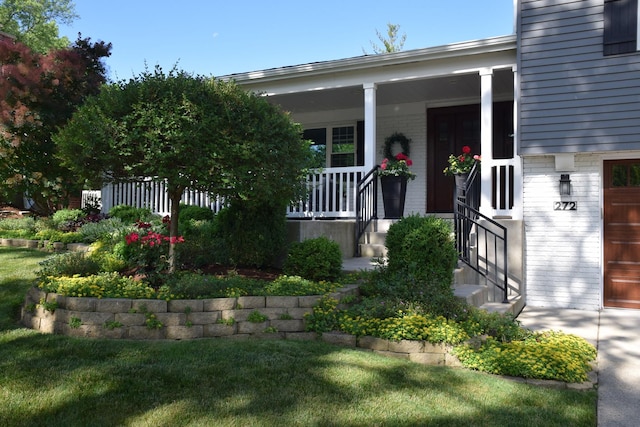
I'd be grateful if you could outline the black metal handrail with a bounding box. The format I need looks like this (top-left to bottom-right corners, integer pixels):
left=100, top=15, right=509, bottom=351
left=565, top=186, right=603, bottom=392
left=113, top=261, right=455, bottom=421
left=354, top=165, right=379, bottom=256
left=454, top=164, right=513, bottom=303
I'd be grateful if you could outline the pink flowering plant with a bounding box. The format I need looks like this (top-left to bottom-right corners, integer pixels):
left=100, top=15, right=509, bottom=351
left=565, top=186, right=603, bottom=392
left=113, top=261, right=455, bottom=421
left=123, top=217, right=184, bottom=283
left=443, top=145, right=481, bottom=175
left=378, top=152, right=417, bottom=180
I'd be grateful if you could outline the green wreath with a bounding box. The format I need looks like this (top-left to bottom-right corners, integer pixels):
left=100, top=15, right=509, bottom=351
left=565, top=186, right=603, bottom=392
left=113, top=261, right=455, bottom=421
left=383, top=132, right=411, bottom=159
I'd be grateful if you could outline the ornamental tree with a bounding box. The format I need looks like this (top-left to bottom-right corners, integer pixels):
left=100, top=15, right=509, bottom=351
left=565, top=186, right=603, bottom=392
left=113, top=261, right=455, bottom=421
left=0, top=35, right=111, bottom=214
left=54, top=67, right=313, bottom=272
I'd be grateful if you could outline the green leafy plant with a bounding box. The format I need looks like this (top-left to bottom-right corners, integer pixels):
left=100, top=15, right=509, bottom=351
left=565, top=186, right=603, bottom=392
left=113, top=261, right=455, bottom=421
left=69, top=316, right=82, bottom=328
left=247, top=310, right=268, bottom=323
left=38, top=298, right=58, bottom=313
left=279, top=312, right=293, bottom=320
left=283, top=237, right=343, bottom=282
left=216, top=317, right=235, bottom=326
left=104, top=320, right=123, bottom=330
left=137, top=304, right=163, bottom=330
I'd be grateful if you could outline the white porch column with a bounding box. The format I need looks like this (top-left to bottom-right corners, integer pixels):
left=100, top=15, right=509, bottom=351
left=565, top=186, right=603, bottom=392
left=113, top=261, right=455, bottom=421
left=511, top=64, right=523, bottom=220
left=479, top=69, right=493, bottom=216
left=363, top=82, right=377, bottom=171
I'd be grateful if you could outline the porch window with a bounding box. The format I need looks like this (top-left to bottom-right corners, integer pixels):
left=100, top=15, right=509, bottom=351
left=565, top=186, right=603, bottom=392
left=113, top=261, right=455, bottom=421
left=604, top=0, right=638, bottom=56
left=303, top=125, right=358, bottom=168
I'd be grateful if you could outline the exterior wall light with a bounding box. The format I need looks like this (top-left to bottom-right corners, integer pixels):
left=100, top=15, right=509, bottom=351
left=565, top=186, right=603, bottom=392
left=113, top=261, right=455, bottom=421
left=559, top=174, right=571, bottom=196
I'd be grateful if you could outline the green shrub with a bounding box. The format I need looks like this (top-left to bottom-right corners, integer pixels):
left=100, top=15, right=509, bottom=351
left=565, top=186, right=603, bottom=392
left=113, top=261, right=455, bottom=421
left=51, top=209, right=85, bottom=230
left=108, top=205, right=155, bottom=225
left=0, top=217, right=37, bottom=233
left=264, top=275, right=339, bottom=296
left=86, top=240, right=128, bottom=272
left=34, top=229, right=83, bottom=244
left=386, top=215, right=457, bottom=282
left=78, top=217, right=127, bottom=242
left=215, top=201, right=287, bottom=268
left=283, top=237, right=342, bottom=282
left=175, top=219, right=219, bottom=268
left=36, top=252, right=101, bottom=281
left=179, top=204, right=215, bottom=227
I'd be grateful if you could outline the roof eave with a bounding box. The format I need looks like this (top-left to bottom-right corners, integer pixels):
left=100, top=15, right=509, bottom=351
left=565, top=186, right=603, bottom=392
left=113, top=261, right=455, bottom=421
left=221, top=34, right=516, bottom=83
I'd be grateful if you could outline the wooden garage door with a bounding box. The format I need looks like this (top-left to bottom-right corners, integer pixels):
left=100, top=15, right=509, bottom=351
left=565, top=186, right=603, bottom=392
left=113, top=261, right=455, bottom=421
left=604, top=160, right=640, bottom=309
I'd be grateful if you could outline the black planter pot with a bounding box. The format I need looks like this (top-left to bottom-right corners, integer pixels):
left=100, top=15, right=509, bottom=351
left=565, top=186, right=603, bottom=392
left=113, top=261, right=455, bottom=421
left=454, top=173, right=469, bottom=189
left=380, top=175, right=408, bottom=219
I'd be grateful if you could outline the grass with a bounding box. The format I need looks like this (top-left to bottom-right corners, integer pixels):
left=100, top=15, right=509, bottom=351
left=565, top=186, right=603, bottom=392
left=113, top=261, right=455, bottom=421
left=0, top=247, right=597, bottom=427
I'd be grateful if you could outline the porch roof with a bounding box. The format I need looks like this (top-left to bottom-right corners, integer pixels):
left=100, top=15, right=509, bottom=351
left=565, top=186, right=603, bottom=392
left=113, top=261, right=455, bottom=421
left=220, top=35, right=516, bottom=113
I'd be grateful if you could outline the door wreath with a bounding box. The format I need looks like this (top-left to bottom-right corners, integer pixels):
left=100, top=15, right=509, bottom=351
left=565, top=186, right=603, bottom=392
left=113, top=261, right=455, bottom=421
left=383, top=132, right=411, bottom=159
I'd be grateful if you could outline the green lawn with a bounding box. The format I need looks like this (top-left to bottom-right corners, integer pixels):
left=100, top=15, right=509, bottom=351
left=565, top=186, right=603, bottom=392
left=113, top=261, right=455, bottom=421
left=0, top=247, right=597, bottom=427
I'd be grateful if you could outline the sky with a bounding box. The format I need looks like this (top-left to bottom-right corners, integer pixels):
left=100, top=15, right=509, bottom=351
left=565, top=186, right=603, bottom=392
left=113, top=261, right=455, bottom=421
left=59, top=0, right=514, bottom=81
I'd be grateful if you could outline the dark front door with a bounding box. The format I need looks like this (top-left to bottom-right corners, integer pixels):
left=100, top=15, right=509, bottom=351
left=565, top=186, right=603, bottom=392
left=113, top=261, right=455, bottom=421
left=604, top=159, right=640, bottom=309
left=427, top=105, right=480, bottom=213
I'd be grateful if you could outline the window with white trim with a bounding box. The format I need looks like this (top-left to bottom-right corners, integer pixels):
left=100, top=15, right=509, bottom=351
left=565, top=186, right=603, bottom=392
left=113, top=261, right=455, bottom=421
left=604, top=0, right=639, bottom=55
left=303, top=125, right=357, bottom=168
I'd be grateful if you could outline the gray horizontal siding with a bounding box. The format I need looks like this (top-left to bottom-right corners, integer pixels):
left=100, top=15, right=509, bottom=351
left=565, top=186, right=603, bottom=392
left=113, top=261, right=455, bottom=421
left=519, top=0, right=640, bottom=154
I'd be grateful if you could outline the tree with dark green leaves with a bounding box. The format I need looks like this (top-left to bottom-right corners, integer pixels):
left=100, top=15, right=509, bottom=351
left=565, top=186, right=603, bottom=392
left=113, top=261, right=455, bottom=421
left=365, top=23, right=407, bottom=54
left=0, top=0, right=77, bottom=53
left=54, top=67, right=313, bottom=271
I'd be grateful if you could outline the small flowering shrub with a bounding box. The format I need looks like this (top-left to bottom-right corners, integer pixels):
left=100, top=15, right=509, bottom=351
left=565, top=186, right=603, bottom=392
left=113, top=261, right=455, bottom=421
left=122, top=219, right=184, bottom=281
left=453, top=331, right=596, bottom=383
left=38, top=272, right=156, bottom=299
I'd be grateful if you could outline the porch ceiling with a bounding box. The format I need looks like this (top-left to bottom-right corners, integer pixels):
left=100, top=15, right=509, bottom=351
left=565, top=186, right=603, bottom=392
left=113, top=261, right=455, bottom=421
left=264, top=68, right=514, bottom=114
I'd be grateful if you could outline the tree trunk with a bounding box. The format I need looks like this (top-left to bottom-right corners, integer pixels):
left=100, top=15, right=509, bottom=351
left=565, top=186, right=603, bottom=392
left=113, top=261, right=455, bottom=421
left=167, top=187, right=184, bottom=274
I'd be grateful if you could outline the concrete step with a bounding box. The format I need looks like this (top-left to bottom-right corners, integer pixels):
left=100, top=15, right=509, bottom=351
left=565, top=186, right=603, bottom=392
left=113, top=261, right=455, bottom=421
left=358, top=243, right=387, bottom=258
left=453, top=284, right=488, bottom=308
left=479, top=295, right=525, bottom=316
left=360, top=231, right=387, bottom=245
left=367, top=219, right=397, bottom=233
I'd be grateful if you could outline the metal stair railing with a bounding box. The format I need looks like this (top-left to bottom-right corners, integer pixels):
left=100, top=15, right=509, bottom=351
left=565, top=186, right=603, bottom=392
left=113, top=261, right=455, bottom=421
left=454, top=164, right=513, bottom=303
left=354, top=166, right=379, bottom=257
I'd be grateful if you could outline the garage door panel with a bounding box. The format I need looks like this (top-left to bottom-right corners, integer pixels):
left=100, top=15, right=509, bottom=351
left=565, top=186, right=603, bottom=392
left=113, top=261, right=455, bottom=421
left=604, top=160, right=640, bottom=309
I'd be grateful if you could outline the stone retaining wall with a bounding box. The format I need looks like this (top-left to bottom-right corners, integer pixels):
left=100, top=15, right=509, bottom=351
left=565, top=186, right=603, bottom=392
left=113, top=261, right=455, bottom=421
left=20, top=284, right=463, bottom=368
left=21, top=285, right=359, bottom=340
left=0, top=238, right=88, bottom=252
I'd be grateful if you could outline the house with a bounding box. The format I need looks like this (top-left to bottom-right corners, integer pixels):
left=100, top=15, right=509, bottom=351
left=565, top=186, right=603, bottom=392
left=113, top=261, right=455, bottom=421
left=518, top=0, right=640, bottom=310
left=100, top=0, right=640, bottom=310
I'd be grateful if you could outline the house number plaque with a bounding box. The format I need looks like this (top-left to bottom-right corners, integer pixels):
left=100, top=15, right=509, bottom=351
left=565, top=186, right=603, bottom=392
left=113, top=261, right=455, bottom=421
left=553, top=201, right=577, bottom=211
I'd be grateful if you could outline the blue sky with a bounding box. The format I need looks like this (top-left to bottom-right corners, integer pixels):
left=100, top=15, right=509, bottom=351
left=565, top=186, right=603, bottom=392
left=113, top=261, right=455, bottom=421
left=59, top=1, right=514, bottom=81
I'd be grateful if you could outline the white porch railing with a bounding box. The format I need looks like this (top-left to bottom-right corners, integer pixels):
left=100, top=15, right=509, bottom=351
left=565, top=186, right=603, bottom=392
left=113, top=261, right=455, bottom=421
left=489, top=158, right=519, bottom=218
left=288, top=167, right=364, bottom=218
left=88, top=167, right=366, bottom=219
left=97, top=179, right=225, bottom=217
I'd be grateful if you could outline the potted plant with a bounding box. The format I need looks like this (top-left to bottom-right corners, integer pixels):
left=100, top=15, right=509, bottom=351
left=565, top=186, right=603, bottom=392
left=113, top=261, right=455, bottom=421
left=378, top=133, right=416, bottom=219
left=443, top=145, right=481, bottom=188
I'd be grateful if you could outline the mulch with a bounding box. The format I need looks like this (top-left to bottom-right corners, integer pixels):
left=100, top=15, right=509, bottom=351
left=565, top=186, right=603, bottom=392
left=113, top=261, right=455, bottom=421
left=0, top=204, right=25, bottom=219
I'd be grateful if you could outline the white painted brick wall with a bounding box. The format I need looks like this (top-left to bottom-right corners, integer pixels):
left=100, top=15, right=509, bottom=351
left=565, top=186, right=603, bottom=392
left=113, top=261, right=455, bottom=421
left=522, top=154, right=602, bottom=310
left=377, top=112, right=427, bottom=216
